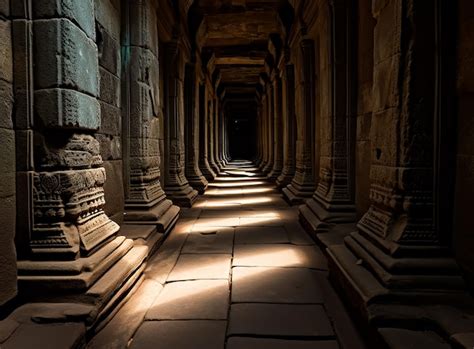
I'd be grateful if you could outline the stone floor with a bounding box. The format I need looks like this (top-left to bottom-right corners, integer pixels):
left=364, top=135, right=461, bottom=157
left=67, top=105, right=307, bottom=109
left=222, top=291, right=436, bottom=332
left=89, top=161, right=367, bottom=349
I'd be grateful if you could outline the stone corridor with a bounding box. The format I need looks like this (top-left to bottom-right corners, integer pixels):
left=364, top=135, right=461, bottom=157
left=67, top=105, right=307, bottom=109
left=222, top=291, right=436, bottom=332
left=2, top=0, right=474, bottom=348
left=88, top=161, right=365, bottom=349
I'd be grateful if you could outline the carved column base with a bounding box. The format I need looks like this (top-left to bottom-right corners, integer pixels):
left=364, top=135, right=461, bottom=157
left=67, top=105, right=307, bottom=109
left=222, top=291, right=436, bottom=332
left=267, top=163, right=283, bottom=181
left=327, top=230, right=466, bottom=311
left=299, top=196, right=356, bottom=237
left=17, top=236, right=148, bottom=327
left=187, top=174, right=209, bottom=194
left=262, top=160, right=274, bottom=174
left=327, top=237, right=473, bottom=348
left=200, top=157, right=217, bottom=181
left=209, top=160, right=222, bottom=176
left=276, top=167, right=295, bottom=189
left=165, top=184, right=198, bottom=208
left=124, top=198, right=180, bottom=253
left=282, top=173, right=315, bottom=205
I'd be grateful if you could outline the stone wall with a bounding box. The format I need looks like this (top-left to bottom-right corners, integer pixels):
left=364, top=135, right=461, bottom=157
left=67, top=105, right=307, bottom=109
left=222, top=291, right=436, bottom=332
left=94, top=0, right=123, bottom=225
left=0, top=0, right=17, bottom=306
left=454, top=0, right=474, bottom=286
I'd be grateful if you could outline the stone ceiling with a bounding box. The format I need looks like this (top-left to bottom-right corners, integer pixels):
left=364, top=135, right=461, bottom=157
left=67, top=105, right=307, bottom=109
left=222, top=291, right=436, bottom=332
left=190, top=0, right=290, bottom=103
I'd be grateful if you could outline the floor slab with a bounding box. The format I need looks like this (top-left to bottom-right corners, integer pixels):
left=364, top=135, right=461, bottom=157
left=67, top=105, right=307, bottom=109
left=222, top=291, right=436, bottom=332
left=233, top=244, right=327, bottom=269
left=167, top=254, right=232, bottom=281
left=182, top=229, right=234, bottom=254
left=226, top=337, right=339, bottom=349
left=131, top=321, right=227, bottom=349
left=146, top=280, right=229, bottom=320
left=235, top=226, right=289, bottom=244
left=228, top=303, right=335, bottom=337
left=231, top=267, right=324, bottom=304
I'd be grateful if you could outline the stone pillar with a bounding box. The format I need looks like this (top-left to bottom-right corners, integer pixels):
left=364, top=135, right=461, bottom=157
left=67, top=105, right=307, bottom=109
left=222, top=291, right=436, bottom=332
left=15, top=0, right=147, bottom=317
left=214, top=97, right=225, bottom=169
left=163, top=41, right=198, bottom=207
left=198, top=83, right=216, bottom=181
left=184, top=63, right=208, bottom=193
left=283, top=39, right=317, bottom=204
left=328, top=0, right=466, bottom=316
left=267, top=73, right=284, bottom=180
left=207, top=96, right=221, bottom=174
left=299, top=0, right=356, bottom=235
left=276, top=64, right=297, bottom=188
left=255, top=104, right=262, bottom=165
left=258, top=92, right=268, bottom=170
left=220, top=107, right=228, bottom=165
left=1, top=0, right=17, bottom=307
left=262, top=83, right=274, bottom=173
left=122, top=0, right=180, bottom=248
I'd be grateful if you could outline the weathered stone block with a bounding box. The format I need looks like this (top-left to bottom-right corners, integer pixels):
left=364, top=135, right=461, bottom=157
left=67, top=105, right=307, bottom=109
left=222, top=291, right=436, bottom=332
left=94, top=0, right=120, bottom=41
left=130, top=47, right=160, bottom=112
left=0, top=0, right=10, bottom=17
left=0, top=19, right=13, bottom=83
left=100, top=67, right=120, bottom=107
left=129, top=0, right=159, bottom=56
left=0, top=128, right=15, bottom=197
left=129, top=137, right=160, bottom=158
left=34, top=19, right=99, bottom=96
left=97, top=23, right=120, bottom=74
left=99, top=101, right=121, bottom=136
left=0, top=194, right=17, bottom=306
left=0, top=80, right=13, bottom=129
left=103, top=160, right=124, bottom=218
left=0, top=128, right=16, bottom=306
left=35, top=89, right=100, bottom=130
left=371, top=109, right=398, bottom=167
left=373, top=0, right=401, bottom=64
left=33, top=0, right=96, bottom=39
left=97, top=133, right=121, bottom=160
left=372, top=54, right=400, bottom=113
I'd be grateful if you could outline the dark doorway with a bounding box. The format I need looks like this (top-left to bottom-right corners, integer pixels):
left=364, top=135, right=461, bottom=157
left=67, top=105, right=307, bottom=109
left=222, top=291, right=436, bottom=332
left=227, top=106, right=257, bottom=160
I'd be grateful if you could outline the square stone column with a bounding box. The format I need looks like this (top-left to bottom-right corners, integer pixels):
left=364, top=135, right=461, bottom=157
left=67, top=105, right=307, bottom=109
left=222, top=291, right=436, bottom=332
left=328, top=0, right=467, bottom=323
left=198, top=83, right=216, bottom=181
left=0, top=1, right=17, bottom=308
left=276, top=63, right=297, bottom=188
left=14, top=0, right=147, bottom=325
left=267, top=72, right=284, bottom=180
left=299, top=0, right=356, bottom=235
left=207, top=96, right=221, bottom=175
left=283, top=39, right=317, bottom=204
left=214, top=97, right=225, bottom=170
left=163, top=41, right=198, bottom=207
left=262, top=82, right=275, bottom=173
left=122, top=0, right=180, bottom=249
left=258, top=91, right=269, bottom=170
left=184, top=63, right=209, bottom=193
